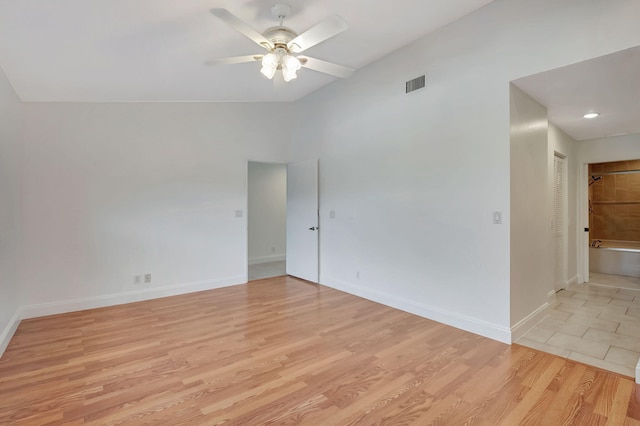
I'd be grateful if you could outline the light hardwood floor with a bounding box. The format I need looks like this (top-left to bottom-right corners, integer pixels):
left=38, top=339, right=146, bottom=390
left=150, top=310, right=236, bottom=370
left=1, top=276, right=639, bottom=425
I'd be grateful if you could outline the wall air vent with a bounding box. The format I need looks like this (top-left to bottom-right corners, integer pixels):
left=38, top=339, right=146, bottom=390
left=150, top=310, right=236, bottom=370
left=405, top=75, right=426, bottom=94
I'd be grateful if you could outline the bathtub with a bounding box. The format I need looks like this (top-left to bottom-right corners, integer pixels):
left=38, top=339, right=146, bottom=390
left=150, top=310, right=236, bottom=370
left=590, top=240, right=640, bottom=278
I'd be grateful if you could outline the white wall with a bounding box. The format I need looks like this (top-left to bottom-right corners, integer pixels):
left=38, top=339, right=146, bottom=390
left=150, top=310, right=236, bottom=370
left=290, top=0, right=640, bottom=342
left=510, top=85, right=552, bottom=331
left=548, top=123, right=579, bottom=284
left=0, top=65, right=23, bottom=353
left=578, top=133, right=640, bottom=164
left=248, top=162, right=286, bottom=265
left=17, top=102, right=291, bottom=313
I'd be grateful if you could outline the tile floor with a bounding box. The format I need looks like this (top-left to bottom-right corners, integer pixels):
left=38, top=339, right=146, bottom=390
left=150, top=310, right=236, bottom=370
left=518, top=272, right=640, bottom=378
left=248, top=260, right=286, bottom=281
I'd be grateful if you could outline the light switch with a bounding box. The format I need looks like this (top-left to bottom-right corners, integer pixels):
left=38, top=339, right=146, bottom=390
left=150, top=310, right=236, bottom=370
left=330, top=210, right=335, bottom=219
left=493, top=211, right=502, bottom=224
left=235, top=210, right=243, bottom=218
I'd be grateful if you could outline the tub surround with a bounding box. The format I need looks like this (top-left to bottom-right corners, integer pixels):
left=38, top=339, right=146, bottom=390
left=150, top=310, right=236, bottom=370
left=590, top=241, right=640, bottom=278
left=589, top=159, right=640, bottom=242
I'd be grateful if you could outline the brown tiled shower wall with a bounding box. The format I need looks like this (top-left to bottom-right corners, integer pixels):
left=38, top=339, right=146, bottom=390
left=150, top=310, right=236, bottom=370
left=589, top=159, right=640, bottom=242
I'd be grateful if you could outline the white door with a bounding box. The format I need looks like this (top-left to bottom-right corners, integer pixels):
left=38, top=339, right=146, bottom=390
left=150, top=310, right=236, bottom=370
left=553, top=154, right=568, bottom=291
left=286, top=159, right=319, bottom=282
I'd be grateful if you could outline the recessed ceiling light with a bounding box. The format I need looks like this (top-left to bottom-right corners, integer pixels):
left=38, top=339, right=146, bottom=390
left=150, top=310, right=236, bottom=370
left=583, top=113, right=599, bottom=119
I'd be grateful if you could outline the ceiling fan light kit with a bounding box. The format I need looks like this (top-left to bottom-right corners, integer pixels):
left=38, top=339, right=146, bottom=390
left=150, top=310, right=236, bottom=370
left=208, top=3, right=354, bottom=82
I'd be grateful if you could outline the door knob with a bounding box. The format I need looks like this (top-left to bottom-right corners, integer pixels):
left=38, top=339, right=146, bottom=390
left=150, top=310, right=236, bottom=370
left=308, top=226, right=317, bottom=231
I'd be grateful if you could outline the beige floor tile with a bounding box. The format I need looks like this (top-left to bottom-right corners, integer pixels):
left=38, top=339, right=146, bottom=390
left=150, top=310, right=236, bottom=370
left=555, top=303, right=601, bottom=318
left=598, top=311, right=640, bottom=324
left=583, top=300, right=628, bottom=314
left=248, top=260, right=286, bottom=281
left=522, top=327, right=555, bottom=344
left=617, top=288, right=640, bottom=298
left=547, top=309, right=572, bottom=321
left=568, top=352, right=636, bottom=378
left=537, top=318, right=589, bottom=337
left=526, top=277, right=640, bottom=378
left=566, top=316, right=619, bottom=333
left=604, top=346, right=640, bottom=368
left=616, top=321, right=640, bottom=339
left=583, top=328, right=640, bottom=352
left=546, top=332, right=610, bottom=359
left=626, top=306, right=640, bottom=318
left=572, top=294, right=612, bottom=304
left=609, top=291, right=638, bottom=302
left=609, top=298, right=640, bottom=307
left=555, top=295, right=587, bottom=307
left=517, top=338, right=571, bottom=358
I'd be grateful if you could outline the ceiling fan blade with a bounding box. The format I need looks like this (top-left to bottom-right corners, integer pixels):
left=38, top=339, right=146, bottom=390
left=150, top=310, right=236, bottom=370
left=210, top=8, right=273, bottom=50
left=205, top=55, right=263, bottom=66
left=299, top=56, right=354, bottom=79
left=287, top=15, right=348, bottom=53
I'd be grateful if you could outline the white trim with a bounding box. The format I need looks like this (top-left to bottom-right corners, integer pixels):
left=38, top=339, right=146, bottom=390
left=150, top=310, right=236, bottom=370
left=0, top=309, right=23, bottom=358
left=636, top=357, right=640, bottom=384
left=578, top=162, right=590, bottom=283
left=0, top=276, right=245, bottom=359
left=511, top=300, right=553, bottom=343
left=322, top=277, right=511, bottom=344
left=565, top=274, right=579, bottom=290
left=20, top=275, right=245, bottom=320
left=248, top=255, right=286, bottom=265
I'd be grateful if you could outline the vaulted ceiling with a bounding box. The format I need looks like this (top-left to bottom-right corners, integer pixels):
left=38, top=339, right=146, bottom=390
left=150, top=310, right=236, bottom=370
left=0, top=0, right=494, bottom=102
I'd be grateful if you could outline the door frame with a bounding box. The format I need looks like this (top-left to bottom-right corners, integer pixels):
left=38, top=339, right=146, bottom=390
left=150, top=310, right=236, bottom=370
left=553, top=152, right=568, bottom=290
left=244, top=159, right=321, bottom=283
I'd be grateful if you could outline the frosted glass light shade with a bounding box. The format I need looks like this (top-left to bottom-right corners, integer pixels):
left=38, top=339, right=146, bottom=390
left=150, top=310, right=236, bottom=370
left=261, top=53, right=279, bottom=79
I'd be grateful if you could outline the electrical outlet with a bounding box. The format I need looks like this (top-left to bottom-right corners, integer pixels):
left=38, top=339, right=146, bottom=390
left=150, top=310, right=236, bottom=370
left=144, top=273, right=151, bottom=283
left=134, top=275, right=142, bottom=284
left=356, top=271, right=360, bottom=280
left=271, top=247, right=275, bottom=253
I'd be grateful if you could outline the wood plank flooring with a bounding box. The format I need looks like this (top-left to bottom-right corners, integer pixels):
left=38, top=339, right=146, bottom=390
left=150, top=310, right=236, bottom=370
left=1, top=275, right=639, bottom=425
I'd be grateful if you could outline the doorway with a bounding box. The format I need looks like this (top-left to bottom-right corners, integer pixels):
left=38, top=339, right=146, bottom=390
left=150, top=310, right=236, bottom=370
left=247, top=161, right=287, bottom=280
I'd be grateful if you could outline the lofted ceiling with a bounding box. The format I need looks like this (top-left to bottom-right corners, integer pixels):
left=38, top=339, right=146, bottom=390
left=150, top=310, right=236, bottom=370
left=513, top=45, right=640, bottom=141
left=0, top=0, right=494, bottom=102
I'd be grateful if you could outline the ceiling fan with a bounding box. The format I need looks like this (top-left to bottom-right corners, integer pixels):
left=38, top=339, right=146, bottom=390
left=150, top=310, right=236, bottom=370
left=207, top=3, right=354, bottom=82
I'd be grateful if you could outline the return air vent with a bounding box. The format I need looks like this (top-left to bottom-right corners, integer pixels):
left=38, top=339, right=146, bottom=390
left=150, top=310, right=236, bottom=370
left=405, top=75, right=426, bottom=94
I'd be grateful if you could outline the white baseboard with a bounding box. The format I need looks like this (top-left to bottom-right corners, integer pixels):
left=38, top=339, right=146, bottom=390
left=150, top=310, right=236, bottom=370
left=248, top=255, right=285, bottom=266
left=0, top=275, right=246, bottom=359
left=20, top=275, right=245, bottom=320
left=511, top=300, right=552, bottom=343
left=321, top=277, right=511, bottom=344
left=565, top=275, right=578, bottom=290
left=0, top=309, right=23, bottom=359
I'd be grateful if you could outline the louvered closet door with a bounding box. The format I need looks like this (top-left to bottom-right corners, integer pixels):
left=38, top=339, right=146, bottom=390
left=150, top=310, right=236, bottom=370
left=554, top=154, right=567, bottom=291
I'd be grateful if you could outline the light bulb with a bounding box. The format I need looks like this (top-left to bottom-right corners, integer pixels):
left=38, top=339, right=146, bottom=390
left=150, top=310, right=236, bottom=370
left=260, top=53, right=278, bottom=80
left=282, top=67, right=298, bottom=82
left=261, top=65, right=277, bottom=79
left=282, top=54, right=301, bottom=71
left=281, top=54, right=301, bottom=82
left=262, top=53, right=278, bottom=68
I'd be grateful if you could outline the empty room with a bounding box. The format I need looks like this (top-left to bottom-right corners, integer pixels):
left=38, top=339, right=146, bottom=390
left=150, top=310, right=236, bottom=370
left=1, top=0, right=640, bottom=424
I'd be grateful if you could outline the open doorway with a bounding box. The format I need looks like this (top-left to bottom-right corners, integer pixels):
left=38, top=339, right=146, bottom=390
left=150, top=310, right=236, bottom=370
left=586, top=159, right=640, bottom=289
left=247, top=161, right=287, bottom=281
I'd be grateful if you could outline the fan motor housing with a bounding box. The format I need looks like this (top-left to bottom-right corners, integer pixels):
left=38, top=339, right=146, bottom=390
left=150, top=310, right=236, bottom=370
left=263, top=26, right=297, bottom=45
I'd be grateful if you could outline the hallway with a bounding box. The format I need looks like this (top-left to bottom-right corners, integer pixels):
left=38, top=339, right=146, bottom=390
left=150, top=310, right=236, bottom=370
left=518, top=273, right=640, bottom=378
